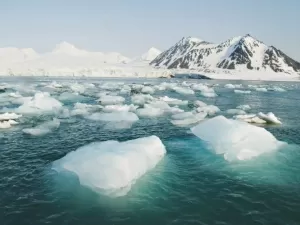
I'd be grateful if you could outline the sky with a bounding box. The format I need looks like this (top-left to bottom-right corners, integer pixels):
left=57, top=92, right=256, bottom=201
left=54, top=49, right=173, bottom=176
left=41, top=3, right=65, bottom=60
left=0, top=0, right=299, bottom=60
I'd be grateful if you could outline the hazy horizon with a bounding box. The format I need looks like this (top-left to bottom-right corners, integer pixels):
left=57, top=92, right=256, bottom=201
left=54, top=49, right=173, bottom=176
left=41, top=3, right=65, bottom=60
left=1, top=0, right=299, bottom=60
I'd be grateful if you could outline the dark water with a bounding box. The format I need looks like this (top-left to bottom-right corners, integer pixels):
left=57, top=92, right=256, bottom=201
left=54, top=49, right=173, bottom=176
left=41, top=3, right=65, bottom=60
left=1, top=77, right=300, bottom=225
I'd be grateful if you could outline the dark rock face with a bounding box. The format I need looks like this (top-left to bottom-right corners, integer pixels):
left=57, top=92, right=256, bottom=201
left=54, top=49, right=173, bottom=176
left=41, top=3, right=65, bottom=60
left=151, top=35, right=300, bottom=74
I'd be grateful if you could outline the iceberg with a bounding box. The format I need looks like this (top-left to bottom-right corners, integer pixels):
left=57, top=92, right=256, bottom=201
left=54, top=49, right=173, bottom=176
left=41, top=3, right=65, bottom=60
left=141, top=86, right=155, bottom=94
left=23, top=118, right=60, bottom=136
left=0, top=112, right=22, bottom=121
left=159, top=96, right=188, bottom=106
left=171, top=112, right=207, bottom=126
left=16, top=92, right=63, bottom=114
left=103, top=104, right=138, bottom=113
left=98, top=95, right=125, bottom=105
left=52, top=136, right=166, bottom=197
left=234, top=114, right=266, bottom=124
left=258, top=112, right=282, bottom=124
left=172, top=87, right=194, bottom=95
left=197, top=105, right=220, bottom=116
left=255, top=87, right=268, bottom=92
left=191, top=116, right=284, bottom=161
left=131, top=94, right=154, bottom=106
left=136, top=106, right=164, bottom=117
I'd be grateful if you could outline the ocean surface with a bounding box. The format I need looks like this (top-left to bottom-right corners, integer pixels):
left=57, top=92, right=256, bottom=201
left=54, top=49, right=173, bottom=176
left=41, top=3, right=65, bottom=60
left=1, top=77, right=300, bottom=225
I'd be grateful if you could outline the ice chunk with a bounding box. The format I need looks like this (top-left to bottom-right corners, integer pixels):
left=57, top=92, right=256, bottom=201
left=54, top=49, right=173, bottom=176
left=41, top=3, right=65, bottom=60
left=141, top=86, right=155, bottom=94
left=234, top=114, right=266, bottom=124
left=197, top=105, right=220, bottom=116
left=136, top=106, right=164, bottom=117
left=58, top=92, right=85, bottom=102
left=191, top=116, right=284, bottom=161
left=131, top=94, right=154, bottom=106
left=256, top=88, right=268, bottom=92
left=8, top=92, right=22, bottom=98
left=52, top=136, right=166, bottom=197
left=236, top=105, right=251, bottom=111
left=258, top=112, right=282, bottom=124
left=226, top=109, right=246, bottom=115
left=194, top=100, right=207, bottom=107
left=0, top=121, right=11, bottom=129
left=234, top=90, right=251, bottom=94
left=0, top=113, right=22, bottom=121
left=23, top=118, right=60, bottom=136
left=71, top=103, right=101, bottom=116
left=70, top=83, right=85, bottom=94
left=103, top=104, right=138, bottom=113
left=171, top=112, right=207, bottom=126
left=269, top=86, right=286, bottom=92
left=98, top=95, right=125, bottom=105
left=86, top=112, right=139, bottom=123
left=17, top=92, right=63, bottom=114
left=172, top=87, right=194, bottom=95
left=224, top=84, right=243, bottom=89
left=159, top=96, right=188, bottom=106
left=171, top=112, right=194, bottom=120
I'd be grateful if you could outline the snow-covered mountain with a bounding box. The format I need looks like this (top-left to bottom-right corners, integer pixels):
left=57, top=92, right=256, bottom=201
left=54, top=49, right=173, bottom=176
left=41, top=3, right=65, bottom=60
left=0, top=47, right=39, bottom=64
left=151, top=34, right=300, bottom=74
left=141, top=47, right=162, bottom=61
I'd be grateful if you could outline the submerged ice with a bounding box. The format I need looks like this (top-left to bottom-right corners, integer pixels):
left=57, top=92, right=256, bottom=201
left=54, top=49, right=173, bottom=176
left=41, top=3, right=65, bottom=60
left=52, top=136, right=166, bottom=197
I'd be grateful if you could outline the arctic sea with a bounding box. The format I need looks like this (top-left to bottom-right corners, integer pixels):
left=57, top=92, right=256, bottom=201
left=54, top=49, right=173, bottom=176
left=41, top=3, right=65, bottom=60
left=1, top=77, right=300, bottom=225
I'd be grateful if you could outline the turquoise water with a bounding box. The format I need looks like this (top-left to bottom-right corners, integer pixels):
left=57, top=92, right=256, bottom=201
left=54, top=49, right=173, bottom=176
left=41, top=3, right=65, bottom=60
left=1, top=77, right=300, bottom=225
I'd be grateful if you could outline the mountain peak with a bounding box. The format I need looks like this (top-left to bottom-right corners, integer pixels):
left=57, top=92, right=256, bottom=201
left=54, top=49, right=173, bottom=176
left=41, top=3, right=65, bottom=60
left=141, top=47, right=162, bottom=61
left=52, top=42, right=86, bottom=55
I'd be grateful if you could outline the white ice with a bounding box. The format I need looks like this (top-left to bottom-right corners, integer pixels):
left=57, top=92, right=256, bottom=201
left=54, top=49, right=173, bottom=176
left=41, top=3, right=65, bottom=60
left=141, top=86, right=155, bottom=94
left=171, top=112, right=207, bottom=126
left=255, top=88, right=268, bottom=92
left=103, top=104, right=138, bottom=113
left=258, top=112, right=282, bottom=124
left=131, top=94, right=154, bottom=106
left=234, top=114, right=266, bottom=124
left=234, top=90, right=251, bottom=94
left=236, top=105, right=251, bottom=111
left=226, top=109, right=246, bottom=115
left=86, top=112, right=139, bottom=123
left=159, top=96, right=188, bottom=106
left=0, top=112, right=22, bottom=121
left=136, top=106, right=164, bottom=117
left=194, top=100, right=207, bottom=107
left=52, top=135, right=166, bottom=197
left=16, top=92, right=63, bottom=114
left=23, top=118, right=60, bottom=136
left=197, top=105, right=220, bottom=116
left=191, top=116, right=285, bottom=161
left=98, top=95, right=125, bottom=105
left=172, top=86, right=194, bottom=95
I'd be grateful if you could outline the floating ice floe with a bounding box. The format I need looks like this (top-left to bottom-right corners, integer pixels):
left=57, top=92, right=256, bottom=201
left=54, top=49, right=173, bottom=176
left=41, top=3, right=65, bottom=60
left=172, top=86, right=194, bottom=95
left=268, top=86, right=286, bottom=92
left=197, top=105, right=220, bottom=116
left=71, top=103, right=101, bottom=116
left=255, top=88, right=268, bottom=92
left=16, top=92, right=63, bottom=114
left=226, top=109, right=246, bottom=115
left=119, top=85, right=131, bottom=94
left=141, top=86, right=155, bottom=94
left=103, top=104, right=138, bottom=113
left=224, top=84, right=243, bottom=89
left=159, top=96, right=188, bottom=106
left=23, top=118, right=60, bottom=136
left=236, top=105, right=251, bottom=111
left=131, top=94, right=154, bottom=106
left=70, top=83, right=85, bottom=94
left=98, top=95, right=125, bottom=105
left=58, top=92, right=85, bottom=102
left=171, top=112, right=207, bottom=126
left=192, top=84, right=217, bottom=98
left=234, top=114, right=266, bottom=124
left=0, top=112, right=22, bottom=121
left=258, top=112, right=282, bottom=124
left=234, top=90, right=251, bottom=94
left=194, top=100, right=207, bottom=107
left=52, top=135, right=166, bottom=197
left=136, top=106, right=164, bottom=117
left=191, top=116, right=285, bottom=161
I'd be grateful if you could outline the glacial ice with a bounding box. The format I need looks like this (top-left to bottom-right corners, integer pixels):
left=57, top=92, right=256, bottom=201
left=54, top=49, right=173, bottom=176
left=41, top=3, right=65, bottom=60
left=171, top=112, right=194, bottom=120
left=234, top=90, right=251, bottom=94
left=131, top=94, right=154, bottom=106
left=234, top=114, right=266, bottom=124
left=23, top=118, right=60, bottom=136
left=136, top=106, right=164, bottom=117
left=141, top=86, right=155, bottom=94
left=16, top=92, right=63, bottom=114
left=0, top=112, right=22, bottom=121
left=52, top=135, right=166, bottom=197
left=71, top=103, right=101, bottom=116
left=98, top=95, right=125, bottom=105
left=258, top=112, right=282, bottom=124
left=191, top=116, right=284, bottom=161
left=224, top=84, right=243, bottom=89
left=197, top=105, right=220, bottom=116
left=256, top=88, right=268, bottom=92
left=70, top=83, right=85, bottom=94
left=194, top=100, right=207, bottom=107
left=172, top=87, right=194, bottom=95
left=103, top=104, right=138, bottom=113
left=0, top=121, right=12, bottom=129
left=159, top=96, right=188, bottom=106
left=171, top=112, right=207, bottom=126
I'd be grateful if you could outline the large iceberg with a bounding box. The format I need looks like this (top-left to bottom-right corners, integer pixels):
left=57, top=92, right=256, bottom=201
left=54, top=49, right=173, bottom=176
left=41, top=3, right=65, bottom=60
left=52, top=136, right=166, bottom=197
left=191, top=116, right=285, bottom=161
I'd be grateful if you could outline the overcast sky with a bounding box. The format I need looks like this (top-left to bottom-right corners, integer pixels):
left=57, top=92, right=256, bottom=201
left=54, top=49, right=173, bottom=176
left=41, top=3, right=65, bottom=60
left=0, top=0, right=299, bottom=60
